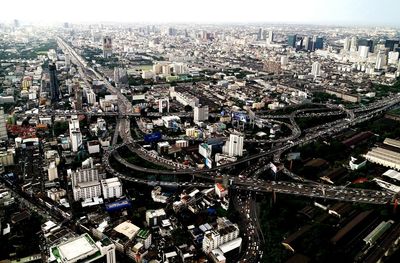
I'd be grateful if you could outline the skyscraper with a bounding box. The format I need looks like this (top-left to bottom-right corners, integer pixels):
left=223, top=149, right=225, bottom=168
left=312, top=36, right=324, bottom=50
left=102, top=36, right=112, bottom=58
left=311, top=62, right=321, bottom=77
left=385, top=40, right=400, bottom=52
left=69, top=115, right=82, bottom=152
left=343, top=37, right=350, bottom=51
left=194, top=105, right=209, bottom=123
left=223, top=133, right=244, bottom=157
left=358, top=46, right=369, bottom=59
left=303, top=36, right=310, bottom=51
left=267, top=30, right=274, bottom=44
left=375, top=51, right=386, bottom=70
left=358, top=39, right=374, bottom=52
left=287, top=35, right=297, bottom=48
left=350, top=36, right=358, bottom=51
left=49, top=63, right=60, bottom=102
left=0, top=107, right=8, bottom=140
left=257, top=28, right=264, bottom=41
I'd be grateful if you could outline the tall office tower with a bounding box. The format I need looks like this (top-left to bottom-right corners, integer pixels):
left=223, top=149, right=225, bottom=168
left=257, top=28, right=264, bottom=41
left=343, top=37, right=350, bottom=51
left=49, top=63, right=60, bottom=102
left=385, top=39, right=400, bottom=51
left=223, top=133, right=244, bottom=157
left=69, top=115, right=82, bottom=152
left=102, top=36, right=112, bottom=58
left=287, top=35, right=297, bottom=48
left=358, top=46, right=370, bottom=59
left=267, top=30, right=274, bottom=44
left=74, top=84, right=82, bottom=110
left=358, top=39, right=374, bottom=52
left=194, top=105, right=209, bottom=123
left=350, top=36, right=358, bottom=51
left=311, top=61, right=321, bottom=77
left=0, top=107, right=8, bottom=140
left=302, top=36, right=310, bottom=50
left=168, top=27, right=177, bottom=36
left=375, top=51, right=386, bottom=70
left=312, top=36, right=324, bottom=50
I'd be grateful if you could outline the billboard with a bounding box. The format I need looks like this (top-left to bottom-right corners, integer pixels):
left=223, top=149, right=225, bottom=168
left=105, top=199, right=131, bottom=212
left=144, top=131, right=162, bottom=143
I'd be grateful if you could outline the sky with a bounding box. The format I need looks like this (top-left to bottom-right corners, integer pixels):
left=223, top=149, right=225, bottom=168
left=1, top=0, right=399, bottom=26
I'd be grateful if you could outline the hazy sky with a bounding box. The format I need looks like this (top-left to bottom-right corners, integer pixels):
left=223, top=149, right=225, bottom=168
left=2, top=0, right=399, bottom=26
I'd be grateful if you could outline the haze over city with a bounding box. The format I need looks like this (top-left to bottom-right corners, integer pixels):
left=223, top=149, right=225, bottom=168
left=1, top=0, right=400, bottom=26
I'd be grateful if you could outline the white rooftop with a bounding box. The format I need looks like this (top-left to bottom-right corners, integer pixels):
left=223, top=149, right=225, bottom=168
left=114, top=221, right=140, bottom=240
left=383, top=169, right=400, bottom=182
left=57, top=234, right=98, bottom=262
left=219, top=237, right=243, bottom=254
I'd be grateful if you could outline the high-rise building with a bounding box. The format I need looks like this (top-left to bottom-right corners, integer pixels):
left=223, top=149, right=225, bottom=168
left=302, top=36, right=310, bottom=51
left=101, top=177, right=123, bottom=199
left=223, top=133, right=244, bottom=157
left=71, top=167, right=102, bottom=201
left=312, top=36, right=324, bottom=50
left=168, top=27, right=177, bottom=36
left=343, top=37, right=350, bottom=51
left=385, top=39, right=400, bottom=51
left=287, top=35, right=297, bottom=48
left=311, top=62, right=321, bottom=77
left=257, top=28, right=264, bottom=41
left=102, top=36, right=112, bottom=58
left=49, top=63, right=60, bottom=102
left=194, top=105, right=209, bottom=123
left=267, top=30, right=274, bottom=44
left=350, top=36, right=358, bottom=51
left=358, top=46, right=370, bottom=59
left=69, top=115, right=82, bottom=152
left=358, top=39, right=374, bottom=52
left=375, top=51, right=387, bottom=70
left=388, top=51, right=400, bottom=64
left=0, top=107, right=8, bottom=140
left=74, top=84, right=82, bottom=111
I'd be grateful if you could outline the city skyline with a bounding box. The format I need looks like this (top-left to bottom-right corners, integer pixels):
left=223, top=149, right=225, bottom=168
left=2, top=0, right=400, bottom=26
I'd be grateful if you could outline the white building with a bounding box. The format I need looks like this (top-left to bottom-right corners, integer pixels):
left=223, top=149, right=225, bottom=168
left=358, top=46, right=369, bottom=59
left=222, top=133, right=244, bottom=157
left=311, top=62, right=321, bottom=77
left=101, top=177, right=123, bottom=199
left=71, top=168, right=102, bottom=201
left=375, top=51, right=387, bottom=70
left=48, top=161, right=58, bottom=181
left=388, top=51, right=399, bottom=65
left=69, top=115, right=82, bottom=152
left=343, top=37, right=350, bottom=51
left=202, top=218, right=240, bottom=254
left=49, top=233, right=116, bottom=263
left=194, top=105, right=209, bottom=123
